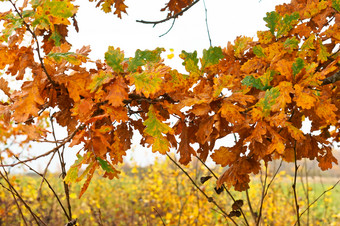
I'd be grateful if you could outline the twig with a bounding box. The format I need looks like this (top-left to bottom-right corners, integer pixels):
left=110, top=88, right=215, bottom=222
left=153, top=207, right=166, bottom=226
left=0, top=181, right=28, bottom=226
left=297, top=179, right=340, bottom=224
left=0, top=158, right=47, bottom=225
left=321, top=70, right=340, bottom=85
left=0, top=124, right=85, bottom=167
left=136, top=0, right=200, bottom=25
left=159, top=18, right=176, bottom=37
left=256, top=164, right=268, bottom=226
left=195, top=156, right=249, bottom=226
left=8, top=0, right=57, bottom=87
left=292, top=141, right=300, bottom=226
left=202, top=0, right=212, bottom=47
left=246, top=189, right=257, bottom=224
left=12, top=155, right=70, bottom=220
left=166, top=153, right=238, bottom=225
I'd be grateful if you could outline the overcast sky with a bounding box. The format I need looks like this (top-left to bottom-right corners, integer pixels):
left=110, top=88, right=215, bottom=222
left=2, top=0, right=292, bottom=172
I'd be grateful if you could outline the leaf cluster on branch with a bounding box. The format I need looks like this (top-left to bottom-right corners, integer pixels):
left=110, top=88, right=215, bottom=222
left=0, top=0, right=339, bottom=198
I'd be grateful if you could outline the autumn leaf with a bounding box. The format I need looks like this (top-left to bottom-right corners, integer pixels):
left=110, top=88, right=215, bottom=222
left=233, top=36, right=253, bottom=58
left=89, top=71, right=115, bottom=93
left=105, top=77, right=128, bottom=107
left=293, top=84, right=317, bottom=109
left=143, top=105, right=173, bottom=154
left=284, top=37, right=299, bottom=53
left=317, top=149, right=338, bottom=170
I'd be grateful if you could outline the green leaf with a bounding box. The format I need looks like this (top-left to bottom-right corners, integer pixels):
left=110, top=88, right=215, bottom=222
left=0, top=13, right=23, bottom=42
left=22, top=10, right=35, bottom=18
left=242, top=70, right=274, bottom=91
left=277, top=12, right=299, bottom=38
left=257, top=87, right=280, bottom=115
left=143, top=105, right=173, bottom=154
left=242, top=75, right=264, bottom=90
left=263, top=11, right=280, bottom=35
left=180, top=50, right=200, bottom=74
left=292, top=58, right=304, bottom=76
left=96, top=157, right=115, bottom=173
left=44, top=0, right=75, bottom=18
left=284, top=37, right=299, bottom=53
left=128, top=48, right=164, bottom=72
left=47, top=51, right=86, bottom=65
left=49, top=30, right=62, bottom=46
left=105, top=46, right=124, bottom=73
left=64, top=154, right=84, bottom=184
left=201, top=46, right=224, bottom=69
left=332, top=0, right=340, bottom=12
left=253, top=45, right=266, bottom=58
left=143, top=105, right=172, bottom=137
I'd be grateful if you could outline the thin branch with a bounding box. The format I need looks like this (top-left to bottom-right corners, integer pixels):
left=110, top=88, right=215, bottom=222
left=321, top=70, right=340, bottom=85
left=0, top=124, right=85, bottom=167
left=9, top=0, right=57, bottom=87
left=202, top=0, right=212, bottom=47
left=12, top=155, right=70, bottom=220
left=50, top=114, right=72, bottom=221
left=0, top=158, right=47, bottom=225
left=292, top=141, right=300, bottom=226
left=136, top=0, right=200, bottom=25
left=246, top=189, right=257, bottom=224
left=159, top=18, right=176, bottom=37
left=153, top=207, right=166, bottom=226
left=167, top=153, right=238, bottom=225
left=256, top=164, right=268, bottom=226
left=0, top=181, right=28, bottom=226
left=297, top=179, right=340, bottom=224
left=195, top=155, right=249, bottom=226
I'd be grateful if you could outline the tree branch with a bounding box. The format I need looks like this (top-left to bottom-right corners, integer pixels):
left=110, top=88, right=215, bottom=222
left=0, top=124, right=85, bottom=167
left=321, top=70, right=340, bottom=85
left=136, top=0, right=200, bottom=26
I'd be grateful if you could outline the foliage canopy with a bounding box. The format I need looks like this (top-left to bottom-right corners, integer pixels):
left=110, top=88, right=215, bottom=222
left=0, top=0, right=339, bottom=198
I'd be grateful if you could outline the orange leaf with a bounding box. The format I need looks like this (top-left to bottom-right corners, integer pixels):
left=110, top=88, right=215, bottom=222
left=105, top=77, right=128, bottom=107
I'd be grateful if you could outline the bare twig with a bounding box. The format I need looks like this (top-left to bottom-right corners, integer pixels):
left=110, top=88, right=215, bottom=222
left=159, top=18, right=176, bottom=37
left=292, top=142, right=301, bottom=226
left=50, top=114, right=73, bottom=221
left=136, top=0, right=200, bottom=25
left=0, top=158, right=47, bottom=225
left=202, top=0, right=212, bottom=47
left=296, top=179, right=340, bottom=224
left=0, top=124, right=85, bottom=167
left=12, top=155, right=70, bottom=220
left=167, top=154, right=237, bottom=225
left=256, top=164, right=268, bottom=226
left=153, top=207, right=166, bottom=226
left=195, top=156, right=249, bottom=226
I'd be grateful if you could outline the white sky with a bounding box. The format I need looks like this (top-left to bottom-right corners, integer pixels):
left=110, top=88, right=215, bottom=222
left=1, top=0, right=293, bottom=172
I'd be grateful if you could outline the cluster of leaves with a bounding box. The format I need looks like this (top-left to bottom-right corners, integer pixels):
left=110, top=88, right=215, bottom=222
left=0, top=0, right=340, bottom=197
left=1, top=160, right=340, bottom=225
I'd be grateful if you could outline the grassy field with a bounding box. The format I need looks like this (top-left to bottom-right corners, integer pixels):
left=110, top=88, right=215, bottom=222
left=0, top=158, right=340, bottom=225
